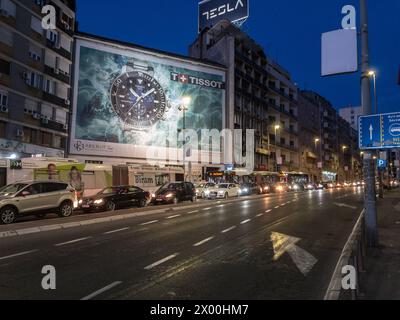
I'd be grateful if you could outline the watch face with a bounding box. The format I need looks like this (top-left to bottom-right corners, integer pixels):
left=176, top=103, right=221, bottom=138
left=110, top=71, right=167, bottom=130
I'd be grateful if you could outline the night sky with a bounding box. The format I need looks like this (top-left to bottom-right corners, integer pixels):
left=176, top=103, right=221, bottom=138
left=76, top=0, right=400, bottom=114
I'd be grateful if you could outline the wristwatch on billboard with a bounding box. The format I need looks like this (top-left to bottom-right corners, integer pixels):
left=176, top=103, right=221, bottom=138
left=110, top=59, right=169, bottom=132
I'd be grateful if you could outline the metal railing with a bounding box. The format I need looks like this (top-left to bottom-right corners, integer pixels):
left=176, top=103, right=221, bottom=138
left=324, top=209, right=367, bottom=300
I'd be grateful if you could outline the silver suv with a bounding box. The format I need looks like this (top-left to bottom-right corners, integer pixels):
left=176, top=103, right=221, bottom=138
left=0, top=181, right=78, bottom=225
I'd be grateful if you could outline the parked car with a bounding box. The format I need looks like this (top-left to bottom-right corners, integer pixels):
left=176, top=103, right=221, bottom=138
left=238, top=183, right=260, bottom=196
left=289, top=182, right=304, bottom=192
left=315, top=182, right=325, bottom=190
left=0, top=181, right=78, bottom=225
left=207, top=183, right=239, bottom=199
left=152, top=182, right=196, bottom=205
left=271, top=182, right=290, bottom=193
left=195, top=183, right=217, bottom=199
left=81, top=186, right=150, bottom=213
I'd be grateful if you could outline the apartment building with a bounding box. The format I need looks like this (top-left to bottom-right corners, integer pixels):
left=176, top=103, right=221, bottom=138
left=189, top=21, right=300, bottom=172
left=339, top=105, right=362, bottom=130
left=298, top=92, right=322, bottom=182
left=0, top=0, right=75, bottom=161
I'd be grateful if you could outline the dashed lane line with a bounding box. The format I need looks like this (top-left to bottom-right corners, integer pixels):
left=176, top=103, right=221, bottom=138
left=144, top=254, right=179, bottom=270
left=193, top=237, right=215, bottom=247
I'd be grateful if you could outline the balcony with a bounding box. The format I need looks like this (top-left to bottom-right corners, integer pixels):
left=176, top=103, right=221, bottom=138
left=44, top=65, right=70, bottom=84
left=0, top=10, right=16, bottom=28
left=0, top=73, right=10, bottom=87
left=43, top=92, right=69, bottom=108
left=46, top=40, right=72, bottom=61
left=41, top=118, right=68, bottom=133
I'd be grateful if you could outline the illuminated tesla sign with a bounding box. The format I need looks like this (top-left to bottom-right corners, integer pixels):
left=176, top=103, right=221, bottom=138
left=199, top=0, right=249, bottom=32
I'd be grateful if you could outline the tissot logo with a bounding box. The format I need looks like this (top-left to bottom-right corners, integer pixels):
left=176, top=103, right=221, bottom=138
left=171, top=72, right=225, bottom=89
left=201, top=0, right=245, bottom=21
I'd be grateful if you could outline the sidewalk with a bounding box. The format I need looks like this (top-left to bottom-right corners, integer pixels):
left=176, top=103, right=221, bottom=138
left=363, top=189, right=400, bottom=300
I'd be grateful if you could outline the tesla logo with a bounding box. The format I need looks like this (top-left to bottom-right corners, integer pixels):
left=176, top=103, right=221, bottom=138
left=202, top=0, right=244, bottom=21
left=74, top=141, right=85, bottom=152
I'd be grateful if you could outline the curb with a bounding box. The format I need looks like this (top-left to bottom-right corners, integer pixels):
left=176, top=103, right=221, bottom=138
left=0, top=194, right=270, bottom=239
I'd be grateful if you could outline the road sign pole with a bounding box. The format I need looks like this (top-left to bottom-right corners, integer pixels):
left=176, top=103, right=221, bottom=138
left=360, top=0, right=379, bottom=247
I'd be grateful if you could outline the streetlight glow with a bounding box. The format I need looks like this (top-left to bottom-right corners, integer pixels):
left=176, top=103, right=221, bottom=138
left=181, top=96, right=192, bottom=108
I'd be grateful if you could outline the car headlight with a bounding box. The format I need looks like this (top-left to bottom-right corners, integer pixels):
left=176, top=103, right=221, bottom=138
left=94, top=199, right=104, bottom=205
left=205, top=190, right=210, bottom=195
left=78, top=200, right=83, bottom=205
left=166, top=193, right=173, bottom=198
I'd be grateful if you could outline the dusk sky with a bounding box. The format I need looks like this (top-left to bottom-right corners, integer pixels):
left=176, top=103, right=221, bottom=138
left=76, top=0, right=400, bottom=114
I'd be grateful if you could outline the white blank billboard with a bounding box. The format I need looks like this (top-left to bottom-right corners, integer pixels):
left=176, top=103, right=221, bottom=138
left=321, top=29, right=358, bottom=76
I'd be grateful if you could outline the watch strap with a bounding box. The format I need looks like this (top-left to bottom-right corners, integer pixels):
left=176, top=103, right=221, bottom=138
left=126, top=60, right=154, bottom=73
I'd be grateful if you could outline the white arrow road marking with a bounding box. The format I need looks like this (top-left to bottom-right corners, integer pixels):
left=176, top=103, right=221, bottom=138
left=334, top=203, right=357, bottom=210
left=271, top=232, right=318, bottom=276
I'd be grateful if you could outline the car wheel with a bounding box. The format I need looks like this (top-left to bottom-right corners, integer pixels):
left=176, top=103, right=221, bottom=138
left=173, top=197, right=179, bottom=205
left=58, top=201, right=73, bottom=218
left=0, top=206, right=17, bottom=225
left=138, top=198, right=147, bottom=208
left=106, top=201, right=116, bottom=212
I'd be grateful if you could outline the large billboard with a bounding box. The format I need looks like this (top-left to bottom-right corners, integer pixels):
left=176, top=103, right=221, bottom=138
left=70, top=37, right=226, bottom=161
left=199, top=0, right=249, bottom=32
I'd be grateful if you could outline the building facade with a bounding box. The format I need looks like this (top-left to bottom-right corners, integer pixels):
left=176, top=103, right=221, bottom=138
left=0, top=0, right=75, bottom=162
left=339, top=105, right=362, bottom=131
left=298, top=92, right=322, bottom=182
left=189, top=21, right=300, bottom=173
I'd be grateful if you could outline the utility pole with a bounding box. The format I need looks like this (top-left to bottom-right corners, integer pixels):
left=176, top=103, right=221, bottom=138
left=360, top=0, right=379, bottom=247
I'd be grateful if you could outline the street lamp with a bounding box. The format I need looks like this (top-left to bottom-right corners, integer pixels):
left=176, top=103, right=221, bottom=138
left=368, top=70, right=378, bottom=114
left=179, top=96, right=191, bottom=182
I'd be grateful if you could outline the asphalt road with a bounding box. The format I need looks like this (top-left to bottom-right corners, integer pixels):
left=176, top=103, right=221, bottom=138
left=0, top=188, right=365, bottom=300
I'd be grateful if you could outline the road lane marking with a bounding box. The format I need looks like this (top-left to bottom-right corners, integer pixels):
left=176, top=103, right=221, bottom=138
left=256, top=213, right=263, bottom=218
left=0, top=250, right=38, bottom=261
left=217, top=205, right=225, bottom=208
left=266, top=209, right=272, bottom=213
left=193, top=236, right=215, bottom=247
left=221, top=226, right=236, bottom=234
left=81, top=281, right=122, bottom=300
left=202, top=207, right=212, bottom=211
left=274, top=206, right=280, bottom=209
left=144, top=254, right=179, bottom=270
left=167, top=214, right=181, bottom=219
left=103, top=228, right=130, bottom=235
left=140, top=220, right=159, bottom=226
left=55, top=237, right=92, bottom=247
left=241, top=219, right=252, bottom=225
left=188, top=210, right=199, bottom=214
left=280, top=204, right=286, bottom=207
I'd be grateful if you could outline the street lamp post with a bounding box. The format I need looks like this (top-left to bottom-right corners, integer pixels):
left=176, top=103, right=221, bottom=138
left=179, top=96, right=191, bottom=182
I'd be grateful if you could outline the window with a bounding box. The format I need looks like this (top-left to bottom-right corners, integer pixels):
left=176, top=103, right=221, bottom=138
left=53, top=135, right=65, bottom=149
left=0, top=90, right=8, bottom=107
left=28, top=44, right=42, bottom=61
left=25, top=71, right=43, bottom=89
left=25, top=183, right=44, bottom=195
left=44, top=78, right=55, bottom=95
left=40, top=104, right=53, bottom=119
left=31, top=16, right=43, bottom=35
left=0, top=27, right=13, bottom=46
left=0, top=0, right=16, bottom=17
left=43, top=183, right=68, bottom=193
left=60, top=34, right=71, bottom=52
left=24, top=99, right=38, bottom=114
left=22, top=127, right=36, bottom=144
left=55, top=109, right=67, bottom=124
left=40, top=131, right=52, bottom=147
left=46, top=29, right=58, bottom=44
left=0, top=59, right=10, bottom=75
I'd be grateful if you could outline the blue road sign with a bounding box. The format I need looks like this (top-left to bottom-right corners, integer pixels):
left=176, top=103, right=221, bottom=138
left=359, top=112, right=400, bottom=150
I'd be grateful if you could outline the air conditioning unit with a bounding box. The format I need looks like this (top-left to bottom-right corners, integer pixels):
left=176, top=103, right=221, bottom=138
left=17, top=129, right=24, bottom=137
left=42, top=118, right=49, bottom=124
left=65, top=99, right=71, bottom=106
left=24, top=108, right=33, bottom=115
left=0, top=106, right=8, bottom=113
